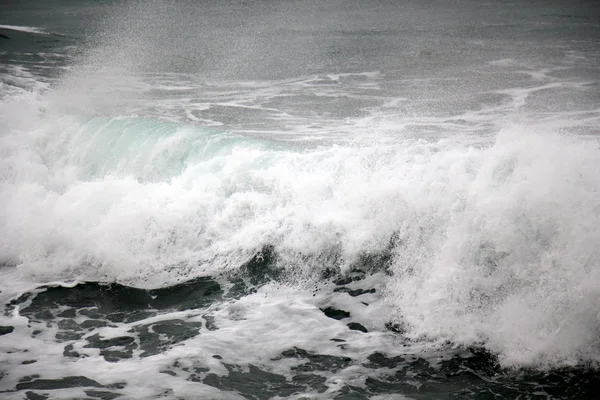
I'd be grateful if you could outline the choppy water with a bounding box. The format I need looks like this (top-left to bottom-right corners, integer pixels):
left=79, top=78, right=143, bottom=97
left=1, top=1, right=600, bottom=399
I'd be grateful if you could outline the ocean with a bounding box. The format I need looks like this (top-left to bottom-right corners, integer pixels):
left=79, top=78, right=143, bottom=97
left=1, top=1, right=600, bottom=399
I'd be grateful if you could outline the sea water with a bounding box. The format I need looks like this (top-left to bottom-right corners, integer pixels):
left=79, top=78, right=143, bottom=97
left=1, top=1, right=600, bottom=399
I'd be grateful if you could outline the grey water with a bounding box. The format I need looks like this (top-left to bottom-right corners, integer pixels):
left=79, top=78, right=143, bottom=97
left=1, top=1, right=600, bottom=399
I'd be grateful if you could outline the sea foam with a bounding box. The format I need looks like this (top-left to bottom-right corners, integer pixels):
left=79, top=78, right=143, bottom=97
left=2, top=85, right=599, bottom=368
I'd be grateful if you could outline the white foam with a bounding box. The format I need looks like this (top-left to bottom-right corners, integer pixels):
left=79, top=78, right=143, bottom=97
left=0, top=24, right=48, bottom=35
left=0, top=275, right=410, bottom=398
left=386, top=130, right=600, bottom=367
left=2, top=86, right=600, bottom=369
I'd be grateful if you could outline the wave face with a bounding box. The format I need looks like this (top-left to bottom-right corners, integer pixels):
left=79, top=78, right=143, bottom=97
left=1, top=0, right=600, bottom=398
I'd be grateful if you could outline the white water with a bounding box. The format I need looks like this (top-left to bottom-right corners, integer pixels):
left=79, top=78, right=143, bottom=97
left=2, top=0, right=600, bottom=375
left=1, top=81, right=600, bottom=369
left=0, top=24, right=48, bottom=35
left=386, top=130, right=600, bottom=367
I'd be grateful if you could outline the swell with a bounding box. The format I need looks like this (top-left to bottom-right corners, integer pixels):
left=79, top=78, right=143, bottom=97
left=2, top=88, right=600, bottom=368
